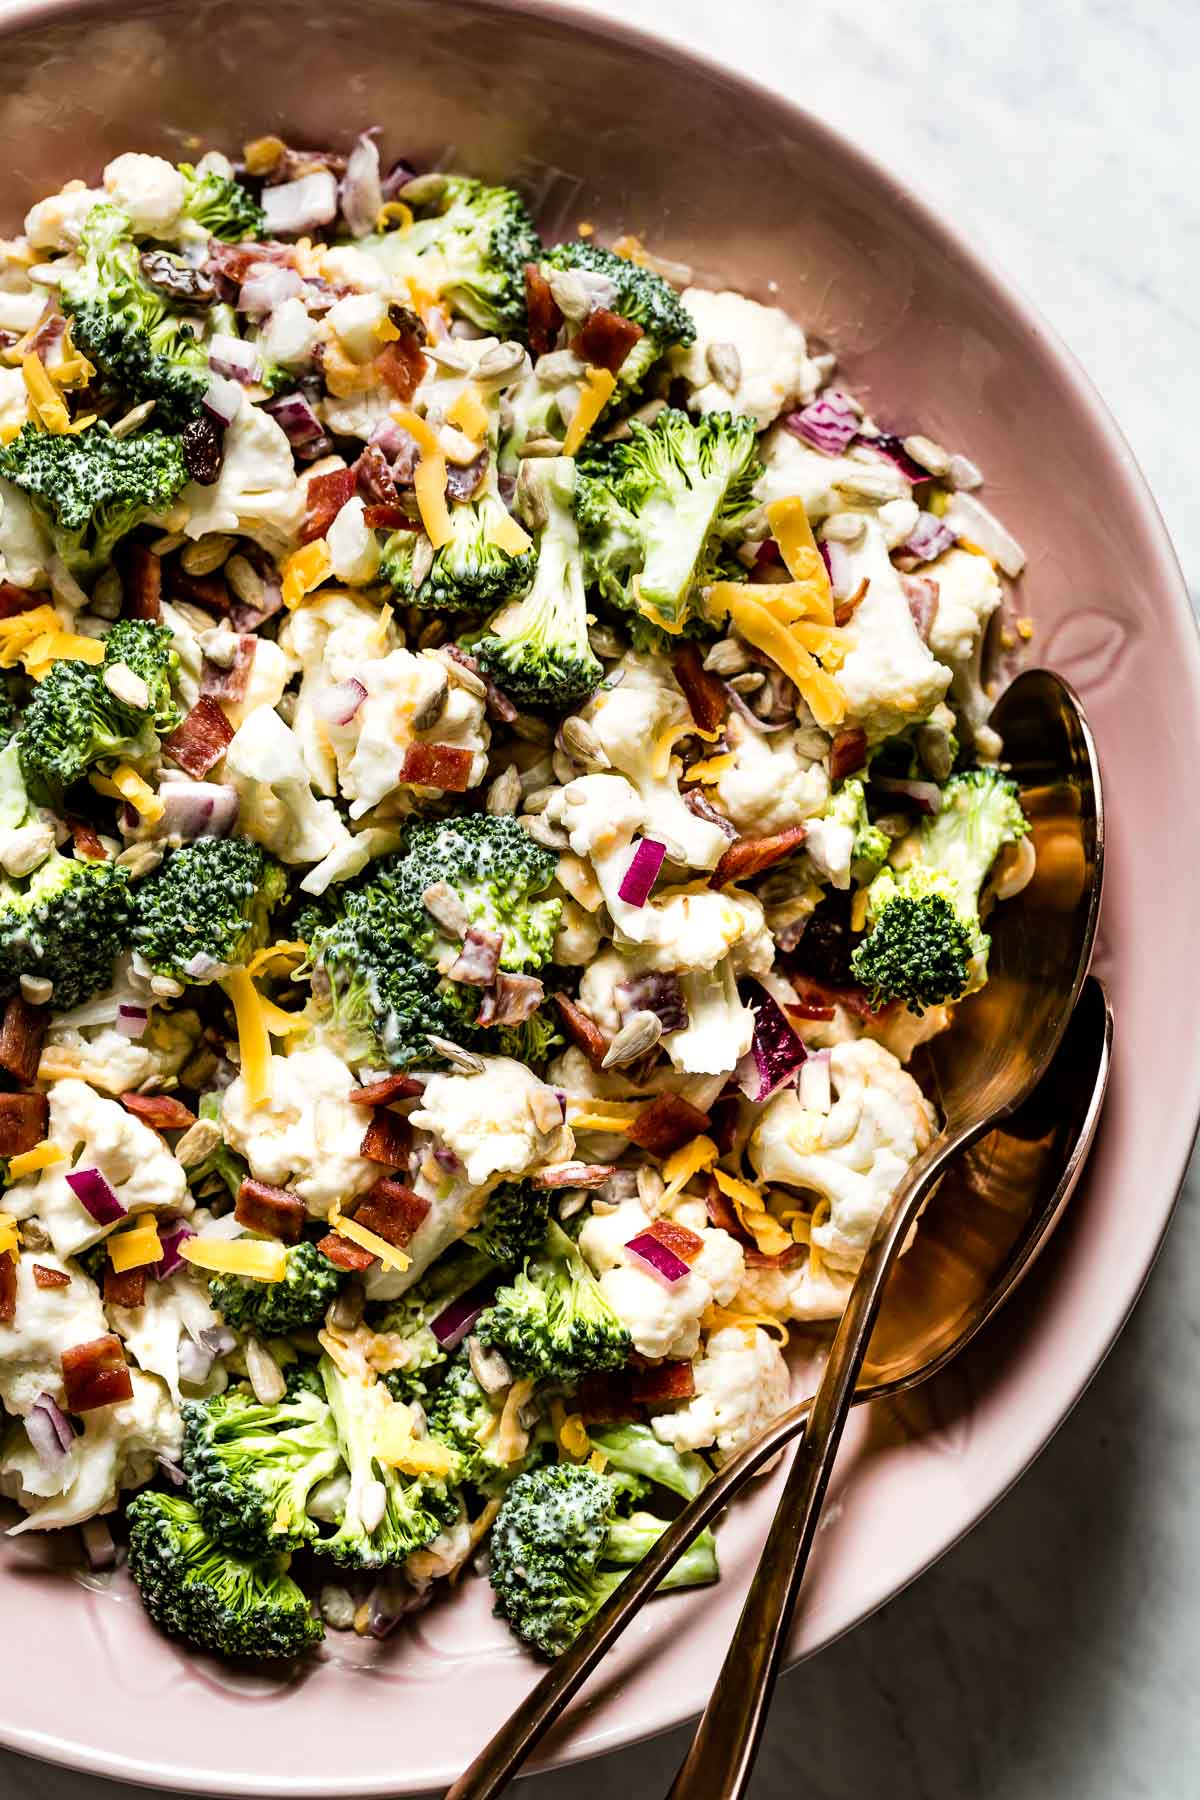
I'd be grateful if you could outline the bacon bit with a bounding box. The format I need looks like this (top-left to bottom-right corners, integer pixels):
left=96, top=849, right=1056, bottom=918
left=448, top=926, right=502, bottom=988
left=359, top=1109, right=412, bottom=1169
left=529, top=1162, right=616, bottom=1190
left=834, top=577, right=870, bottom=629
left=829, top=728, right=868, bottom=783
left=61, top=1334, right=134, bottom=1413
left=477, top=972, right=545, bottom=1028
left=552, top=993, right=609, bottom=1067
left=705, top=1175, right=747, bottom=1241
left=118, top=1092, right=196, bottom=1132
left=672, top=642, right=728, bottom=734
left=353, top=443, right=399, bottom=505
left=400, top=742, right=475, bottom=792
left=572, top=307, right=644, bottom=374
left=375, top=324, right=428, bottom=403
left=784, top=972, right=888, bottom=1023
left=234, top=1177, right=306, bottom=1245
left=710, top=825, right=808, bottom=887
left=201, top=635, right=256, bottom=704
left=445, top=645, right=519, bottom=724
left=352, top=1178, right=431, bottom=1250
left=0, top=997, right=49, bottom=1089
left=901, top=572, right=940, bottom=642
left=104, top=1263, right=147, bottom=1307
left=627, top=1093, right=711, bottom=1156
left=32, top=1263, right=70, bottom=1290
left=744, top=1243, right=805, bottom=1269
left=301, top=466, right=357, bottom=544
left=162, top=696, right=235, bottom=777
left=123, top=544, right=162, bottom=623
left=524, top=263, right=564, bottom=358
left=0, top=583, right=44, bottom=620
left=784, top=995, right=835, bottom=1022
left=577, top=1370, right=638, bottom=1426
left=707, top=1096, right=742, bottom=1158
left=643, top=1217, right=704, bottom=1263
left=0, top=1253, right=15, bottom=1325
left=362, top=502, right=414, bottom=531
left=67, top=817, right=107, bottom=861
left=169, top=566, right=232, bottom=614
left=630, top=1360, right=696, bottom=1404
left=350, top=1073, right=424, bottom=1106
left=206, top=240, right=297, bottom=290
left=317, top=1231, right=376, bottom=1273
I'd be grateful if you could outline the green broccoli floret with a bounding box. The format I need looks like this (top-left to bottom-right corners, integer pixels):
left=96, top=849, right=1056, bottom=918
left=317, top=1355, right=462, bottom=1570
left=427, top=1347, right=543, bottom=1495
left=380, top=487, right=535, bottom=613
left=819, top=778, right=890, bottom=881
left=60, top=203, right=211, bottom=424
left=371, top=1245, right=498, bottom=1403
left=464, top=1181, right=551, bottom=1267
left=18, top=618, right=180, bottom=803
left=0, top=420, right=189, bottom=582
left=187, top=1090, right=248, bottom=1203
left=126, top=1490, right=323, bottom=1660
left=208, top=1238, right=344, bottom=1337
left=131, top=837, right=288, bottom=983
left=363, top=174, right=541, bottom=337
left=393, top=815, right=561, bottom=973
left=488, top=1453, right=718, bottom=1658
left=544, top=239, right=696, bottom=399
left=179, top=162, right=266, bottom=240
left=183, top=1372, right=344, bottom=1558
left=475, top=1222, right=631, bottom=1382
left=850, top=767, right=1030, bottom=1011
left=472, top=457, right=602, bottom=707
left=0, top=849, right=130, bottom=1011
left=494, top=1007, right=563, bottom=1066
left=576, top=408, right=761, bottom=634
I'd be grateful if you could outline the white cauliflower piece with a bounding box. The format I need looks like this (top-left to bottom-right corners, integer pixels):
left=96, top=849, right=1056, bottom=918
left=280, top=588, right=397, bottom=794
left=749, top=1039, right=936, bottom=1274
left=803, top=777, right=883, bottom=891
left=0, top=367, right=30, bottom=440
left=0, top=290, right=46, bottom=335
left=0, top=477, right=51, bottom=589
left=339, top=648, right=489, bottom=818
left=327, top=495, right=382, bottom=585
left=711, top=711, right=829, bottom=838
left=260, top=296, right=319, bottom=370
left=23, top=185, right=104, bottom=250
left=4, top=1369, right=181, bottom=1533
left=221, top=636, right=297, bottom=733
left=2, top=1080, right=189, bottom=1260
left=553, top=897, right=604, bottom=966
left=220, top=1046, right=380, bottom=1220
left=38, top=1009, right=201, bottom=1097
left=328, top=292, right=389, bottom=362
left=319, top=389, right=394, bottom=441
left=833, top=515, right=952, bottom=741
left=0, top=1253, right=106, bottom=1416
left=669, top=290, right=820, bottom=431
left=363, top=1165, right=487, bottom=1304
left=161, top=600, right=205, bottom=709
left=753, top=425, right=894, bottom=520
left=102, top=153, right=185, bottom=238
left=224, top=704, right=355, bottom=870
left=181, top=396, right=304, bottom=554
left=579, top=1198, right=744, bottom=1361
left=318, top=245, right=390, bottom=293
left=651, top=1325, right=791, bottom=1460
left=411, top=1055, right=573, bottom=1190
left=926, top=547, right=1003, bottom=668
left=733, top=1256, right=855, bottom=1324
left=108, top=1268, right=220, bottom=1404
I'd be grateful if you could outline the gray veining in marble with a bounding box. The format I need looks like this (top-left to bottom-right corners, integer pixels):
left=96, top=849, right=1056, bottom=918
left=3, top=1, right=1198, bottom=1796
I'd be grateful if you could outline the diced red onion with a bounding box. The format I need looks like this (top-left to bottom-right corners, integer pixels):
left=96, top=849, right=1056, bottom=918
left=261, top=172, right=339, bottom=239
left=27, top=1392, right=74, bottom=1463
left=855, top=432, right=929, bottom=483
left=341, top=130, right=383, bottom=238
left=735, top=984, right=807, bottom=1103
left=798, top=1048, right=832, bottom=1114
left=782, top=391, right=859, bottom=456
left=208, top=333, right=261, bottom=384
left=66, top=1167, right=125, bottom=1225
left=80, top=1518, right=117, bottom=1571
left=182, top=951, right=226, bottom=982
left=158, top=780, right=240, bottom=843
left=238, top=264, right=305, bottom=318
left=430, top=1292, right=487, bottom=1350
left=315, top=678, right=367, bottom=727
left=942, top=492, right=1025, bottom=578
left=115, top=1003, right=148, bottom=1041
left=902, top=512, right=956, bottom=564
left=201, top=372, right=242, bottom=426
left=153, top=1219, right=196, bottom=1280
left=870, top=775, right=943, bottom=815
left=433, top=1146, right=460, bottom=1175
left=617, top=838, right=666, bottom=907
left=201, top=1213, right=246, bottom=1241
left=624, top=1231, right=690, bottom=1285
left=263, top=390, right=326, bottom=449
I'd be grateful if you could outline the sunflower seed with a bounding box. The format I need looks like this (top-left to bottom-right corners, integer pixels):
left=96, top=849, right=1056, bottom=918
left=519, top=756, right=555, bottom=793
left=422, top=881, right=470, bottom=938
left=427, top=1036, right=486, bottom=1074
left=245, top=1338, right=286, bottom=1406
left=588, top=623, right=625, bottom=660
left=437, top=648, right=487, bottom=697
left=521, top=786, right=553, bottom=815
left=329, top=1281, right=365, bottom=1331
left=946, top=452, right=983, bottom=491
left=728, top=671, right=765, bottom=694
left=116, top=844, right=164, bottom=879
left=636, top=1164, right=665, bottom=1210
left=319, top=1585, right=357, bottom=1631
left=474, top=339, right=528, bottom=384
left=631, top=397, right=667, bottom=427
left=425, top=339, right=474, bottom=373
left=903, top=434, right=950, bottom=478
left=173, top=1117, right=222, bottom=1169
left=181, top=533, right=236, bottom=576
left=702, top=636, right=749, bottom=675
left=108, top=399, right=157, bottom=440
left=706, top=341, right=742, bottom=392
left=560, top=715, right=610, bottom=769
left=821, top=512, right=867, bottom=545
left=359, top=1478, right=389, bottom=1534
left=536, top=349, right=587, bottom=388
left=517, top=433, right=564, bottom=458
left=834, top=468, right=908, bottom=504
left=398, top=172, right=453, bottom=205
left=149, top=973, right=183, bottom=998
left=601, top=1010, right=663, bottom=1069
left=552, top=750, right=577, bottom=787
left=416, top=618, right=447, bottom=651
left=522, top=813, right=570, bottom=851
left=409, top=533, right=435, bottom=592
left=485, top=764, right=522, bottom=815
left=468, top=1335, right=513, bottom=1394
left=512, top=714, right=553, bottom=748
left=410, top=667, right=449, bottom=731
left=544, top=265, right=591, bottom=321
left=223, top=554, right=264, bottom=609
left=148, top=531, right=186, bottom=556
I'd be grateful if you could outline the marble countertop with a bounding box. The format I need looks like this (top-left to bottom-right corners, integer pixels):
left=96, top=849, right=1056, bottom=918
left=4, top=1, right=1198, bottom=1796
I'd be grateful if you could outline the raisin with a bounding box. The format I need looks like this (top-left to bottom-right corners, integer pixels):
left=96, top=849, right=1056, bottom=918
left=181, top=415, right=225, bottom=486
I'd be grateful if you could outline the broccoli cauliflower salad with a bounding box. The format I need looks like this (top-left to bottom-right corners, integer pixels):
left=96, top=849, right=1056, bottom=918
left=0, top=129, right=1036, bottom=1666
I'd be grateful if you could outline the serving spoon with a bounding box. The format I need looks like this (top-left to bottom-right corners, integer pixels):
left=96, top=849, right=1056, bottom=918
left=447, top=667, right=1104, bottom=1800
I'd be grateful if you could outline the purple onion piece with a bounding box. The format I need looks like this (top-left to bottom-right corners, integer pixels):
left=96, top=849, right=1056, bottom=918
left=153, top=1220, right=197, bottom=1280
left=176, top=1336, right=215, bottom=1387
left=201, top=372, right=242, bottom=426
left=614, top=971, right=689, bottom=1034
left=854, top=431, right=930, bottom=483
left=430, top=1292, right=488, bottom=1350
left=315, top=678, right=368, bottom=728
left=207, top=332, right=261, bottom=384
left=735, top=984, right=807, bottom=1103
left=27, top=1392, right=75, bottom=1462
left=157, top=781, right=240, bottom=843
left=624, top=1231, right=689, bottom=1285
left=902, top=512, right=956, bottom=564
left=66, top=1167, right=125, bottom=1226
left=869, top=775, right=943, bottom=815
left=617, top=838, right=666, bottom=907
left=156, top=1453, right=186, bottom=1488
left=723, top=684, right=791, bottom=734
left=263, top=390, right=326, bottom=448
left=782, top=390, right=859, bottom=456
left=197, top=1325, right=238, bottom=1356
left=380, top=158, right=420, bottom=201
left=116, top=1004, right=149, bottom=1041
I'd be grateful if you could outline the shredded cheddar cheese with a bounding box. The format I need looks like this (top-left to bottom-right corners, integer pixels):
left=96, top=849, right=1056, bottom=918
left=329, top=1201, right=411, bottom=1275
left=222, top=967, right=273, bottom=1106
left=282, top=539, right=333, bottom=610
left=712, top=1167, right=793, bottom=1258
left=7, top=1142, right=64, bottom=1180
left=246, top=941, right=308, bottom=978
left=22, top=353, right=71, bottom=432
left=587, top=1448, right=609, bottom=1475
left=99, top=765, right=163, bottom=824
left=243, top=135, right=285, bottom=175
left=446, top=383, right=489, bottom=440
left=766, top=497, right=833, bottom=611
left=497, top=1376, right=535, bottom=1465
left=376, top=199, right=414, bottom=233
left=562, top=366, right=617, bottom=456
left=572, top=1112, right=637, bottom=1135
left=661, top=1134, right=718, bottom=1206
left=486, top=510, right=533, bottom=556
left=181, top=1236, right=289, bottom=1282
left=0, top=1212, right=19, bottom=1259
left=375, top=1406, right=459, bottom=1479
left=649, top=714, right=719, bottom=779
left=685, top=752, right=736, bottom=784
left=704, top=582, right=846, bottom=730
left=107, top=1217, right=163, bottom=1273
left=701, top=1303, right=789, bottom=1347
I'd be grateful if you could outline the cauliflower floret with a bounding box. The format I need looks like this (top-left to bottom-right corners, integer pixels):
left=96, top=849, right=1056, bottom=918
left=363, top=1164, right=488, bottom=1305
left=318, top=245, right=390, bottom=294
left=0, top=1253, right=106, bottom=1416
left=0, top=477, right=51, bottom=589
left=669, top=290, right=820, bottom=431
left=579, top=1197, right=745, bottom=1361
left=23, top=184, right=104, bottom=251
left=327, top=495, right=382, bottom=585
left=926, top=547, right=1003, bottom=668
left=108, top=1267, right=220, bottom=1404
left=339, top=648, right=489, bottom=818
left=2, top=1080, right=190, bottom=1260
left=0, top=289, right=45, bottom=335
left=181, top=396, right=304, bottom=554
left=833, top=515, right=952, bottom=741
left=220, top=1046, right=380, bottom=1220
left=38, top=1009, right=202, bottom=1097
left=3, top=1369, right=181, bottom=1533
left=328, top=292, right=389, bottom=362
left=102, top=153, right=185, bottom=238
left=803, top=777, right=886, bottom=892
left=412, top=1055, right=573, bottom=1191
left=161, top=599, right=205, bottom=709
left=711, top=711, right=829, bottom=838
left=221, top=636, right=297, bottom=733
left=0, top=366, right=30, bottom=440
left=319, top=389, right=394, bottom=441
left=280, top=588, right=397, bottom=794
left=576, top=654, right=729, bottom=869
left=260, top=296, right=319, bottom=370
left=749, top=1039, right=936, bottom=1275
left=651, top=1325, right=791, bottom=1461
left=733, top=1256, right=854, bottom=1325
left=224, top=704, right=356, bottom=876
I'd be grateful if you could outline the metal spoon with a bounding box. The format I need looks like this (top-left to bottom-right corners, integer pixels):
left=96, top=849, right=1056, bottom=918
left=447, top=667, right=1104, bottom=1800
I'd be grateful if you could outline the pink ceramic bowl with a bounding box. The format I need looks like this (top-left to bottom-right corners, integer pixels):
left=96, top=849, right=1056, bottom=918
left=0, top=2, right=1196, bottom=1792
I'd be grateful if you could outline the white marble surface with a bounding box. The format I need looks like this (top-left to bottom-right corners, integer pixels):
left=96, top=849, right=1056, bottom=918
left=4, top=1, right=1198, bottom=1796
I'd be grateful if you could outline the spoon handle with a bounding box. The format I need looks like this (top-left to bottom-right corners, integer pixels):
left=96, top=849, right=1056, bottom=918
left=664, top=1140, right=954, bottom=1800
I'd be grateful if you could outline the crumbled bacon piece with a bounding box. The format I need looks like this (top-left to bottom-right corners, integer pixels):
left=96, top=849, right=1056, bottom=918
left=118, top=1092, right=196, bottom=1132
left=359, top=1109, right=412, bottom=1169
left=672, top=643, right=728, bottom=734
left=900, top=572, right=940, bottom=642
left=0, top=582, right=44, bottom=620
left=61, top=1334, right=134, bottom=1413
left=301, top=466, right=357, bottom=543
left=353, top=1178, right=430, bottom=1249
left=104, top=1264, right=147, bottom=1308
left=350, top=1073, right=424, bottom=1106
left=529, top=1162, right=616, bottom=1190
left=353, top=443, right=399, bottom=505
left=445, top=449, right=488, bottom=503
left=524, top=263, right=564, bottom=358
left=375, top=330, right=427, bottom=403
left=630, top=1360, right=696, bottom=1404
left=32, top=1263, right=70, bottom=1290
left=67, top=817, right=107, bottom=861
left=200, top=636, right=256, bottom=704
left=400, top=742, right=476, bottom=792
left=552, top=993, right=609, bottom=1067
left=707, top=1096, right=742, bottom=1158
left=577, top=1370, right=638, bottom=1425
left=785, top=972, right=888, bottom=1023
left=573, top=307, right=644, bottom=374
left=643, top=1218, right=704, bottom=1263
left=704, top=1174, right=746, bottom=1241
left=0, top=1253, right=14, bottom=1324
left=206, top=240, right=297, bottom=291
left=829, top=728, right=868, bottom=783
left=317, top=1232, right=376, bottom=1273
left=162, top=696, right=234, bottom=777
left=627, top=1093, right=711, bottom=1156
left=477, top=973, right=545, bottom=1027
left=235, top=1178, right=306, bottom=1245
left=744, top=1243, right=805, bottom=1269
left=0, top=997, right=49, bottom=1089
left=169, top=566, right=232, bottom=614
left=710, top=825, right=808, bottom=887
left=362, top=503, right=414, bottom=531
left=123, top=544, right=162, bottom=622
left=448, top=927, right=502, bottom=988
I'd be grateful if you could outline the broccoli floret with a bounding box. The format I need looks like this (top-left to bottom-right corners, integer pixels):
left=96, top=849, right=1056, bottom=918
left=179, top=162, right=266, bottom=240
left=850, top=767, right=1029, bottom=1011
left=132, top=837, right=288, bottom=983
left=544, top=239, right=696, bottom=399
left=183, top=1373, right=344, bottom=1558
left=475, top=1222, right=631, bottom=1381
left=472, top=457, right=602, bottom=708
left=317, top=1355, right=462, bottom=1570
left=0, top=421, right=189, bottom=582
left=589, top=1420, right=712, bottom=1502
left=393, top=815, right=561, bottom=973
left=427, top=1347, right=542, bottom=1495
left=126, top=1490, right=323, bottom=1660
left=18, top=618, right=180, bottom=803
left=371, top=1245, right=498, bottom=1403
left=488, top=1455, right=718, bottom=1658
left=364, top=175, right=540, bottom=337
left=380, top=488, right=535, bottom=613
left=0, top=850, right=130, bottom=1011
left=494, top=1007, right=564, bottom=1066
left=208, top=1238, right=344, bottom=1337
left=187, top=1090, right=248, bottom=1203
left=464, top=1181, right=551, bottom=1267
left=576, top=408, right=761, bottom=634
left=60, top=203, right=211, bottom=424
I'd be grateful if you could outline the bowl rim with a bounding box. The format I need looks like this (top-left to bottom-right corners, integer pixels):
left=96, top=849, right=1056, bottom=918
left=0, top=0, right=1197, bottom=1792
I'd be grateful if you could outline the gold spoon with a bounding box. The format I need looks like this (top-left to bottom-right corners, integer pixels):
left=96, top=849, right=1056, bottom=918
left=447, top=667, right=1104, bottom=1800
